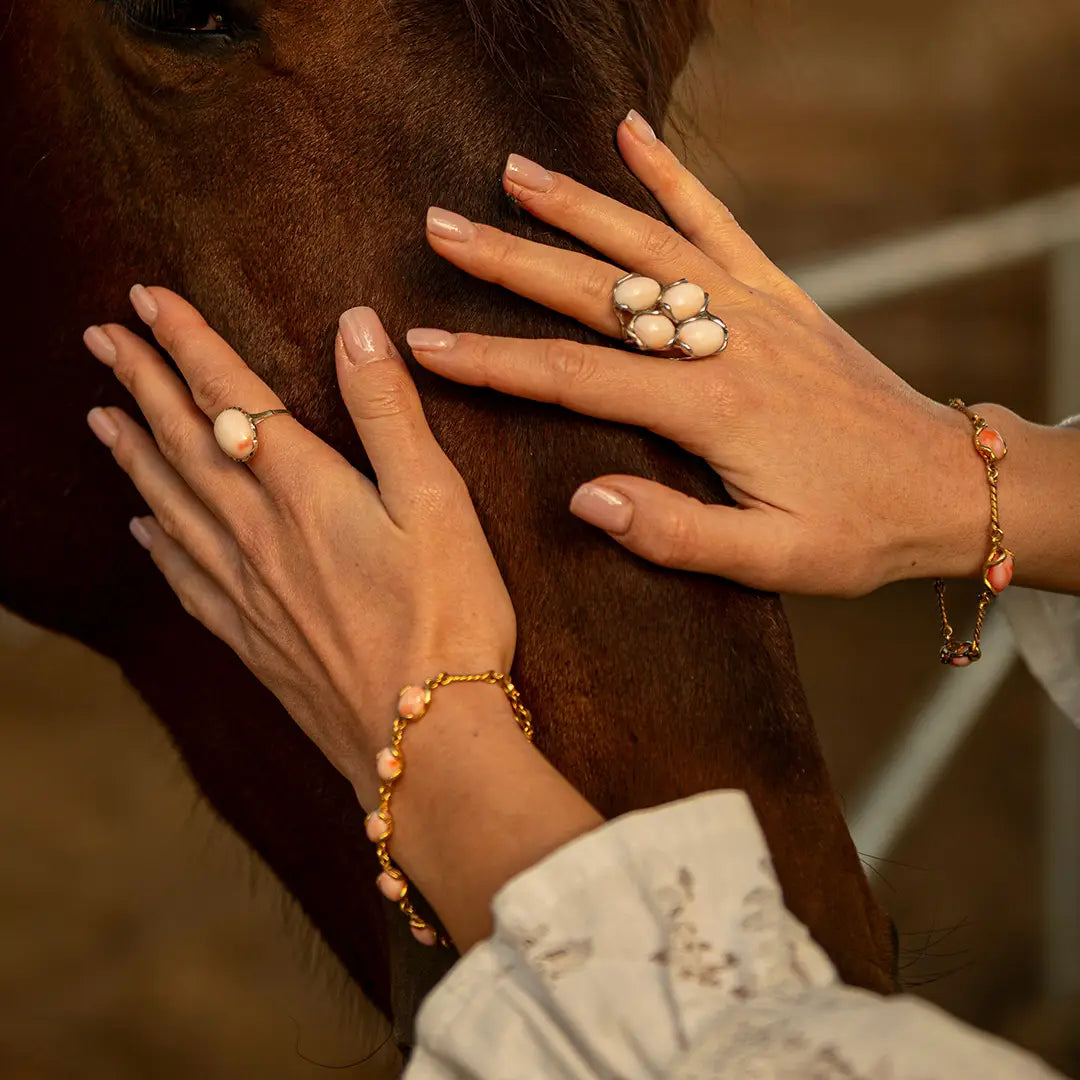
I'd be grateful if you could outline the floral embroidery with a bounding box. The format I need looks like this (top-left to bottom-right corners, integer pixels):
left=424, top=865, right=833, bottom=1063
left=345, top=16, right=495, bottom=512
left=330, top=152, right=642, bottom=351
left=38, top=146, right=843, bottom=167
left=652, top=867, right=739, bottom=988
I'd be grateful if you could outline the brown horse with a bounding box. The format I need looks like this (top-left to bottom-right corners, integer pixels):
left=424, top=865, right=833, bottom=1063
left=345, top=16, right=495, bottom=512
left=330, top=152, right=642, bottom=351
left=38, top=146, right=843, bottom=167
left=1, top=0, right=896, bottom=1046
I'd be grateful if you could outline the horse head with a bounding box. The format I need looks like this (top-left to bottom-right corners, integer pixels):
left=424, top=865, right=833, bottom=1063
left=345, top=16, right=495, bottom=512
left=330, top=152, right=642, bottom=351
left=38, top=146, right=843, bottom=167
left=1, top=0, right=897, bottom=1046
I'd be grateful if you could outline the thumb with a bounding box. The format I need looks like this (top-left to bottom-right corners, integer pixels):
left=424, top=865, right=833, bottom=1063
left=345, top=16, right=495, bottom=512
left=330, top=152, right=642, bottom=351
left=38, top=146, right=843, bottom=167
left=569, top=475, right=789, bottom=589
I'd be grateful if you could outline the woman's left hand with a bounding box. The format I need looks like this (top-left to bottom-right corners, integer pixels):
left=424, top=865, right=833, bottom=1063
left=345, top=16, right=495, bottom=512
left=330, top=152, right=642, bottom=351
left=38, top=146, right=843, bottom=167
left=83, top=290, right=516, bottom=808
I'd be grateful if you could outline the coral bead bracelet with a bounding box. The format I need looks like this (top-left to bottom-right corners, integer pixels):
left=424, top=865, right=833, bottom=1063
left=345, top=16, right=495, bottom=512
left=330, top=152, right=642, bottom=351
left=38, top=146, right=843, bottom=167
left=935, top=399, right=1015, bottom=666
left=365, top=671, right=534, bottom=947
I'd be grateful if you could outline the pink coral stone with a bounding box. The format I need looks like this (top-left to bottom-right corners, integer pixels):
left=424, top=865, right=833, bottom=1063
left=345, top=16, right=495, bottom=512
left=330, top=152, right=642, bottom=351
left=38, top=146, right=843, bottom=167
left=376, top=871, right=406, bottom=902
left=949, top=655, right=972, bottom=667
left=986, top=553, right=1014, bottom=594
left=365, top=810, right=390, bottom=843
left=376, top=747, right=402, bottom=781
left=397, top=685, right=429, bottom=719
left=410, top=924, right=438, bottom=947
left=977, top=427, right=1006, bottom=461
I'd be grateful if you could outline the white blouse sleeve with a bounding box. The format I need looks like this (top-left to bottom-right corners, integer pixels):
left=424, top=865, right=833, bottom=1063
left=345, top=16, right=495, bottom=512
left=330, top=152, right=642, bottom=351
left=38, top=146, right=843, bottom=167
left=404, top=791, right=1061, bottom=1079
left=999, top=413, right=1080, bottom=726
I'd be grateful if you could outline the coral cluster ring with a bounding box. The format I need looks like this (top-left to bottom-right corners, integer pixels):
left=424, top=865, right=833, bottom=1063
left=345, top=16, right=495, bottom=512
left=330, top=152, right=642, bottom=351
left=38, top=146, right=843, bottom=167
left=213, top=406, right=291, bottom=463
left=612, top=272, right=729, bottom=359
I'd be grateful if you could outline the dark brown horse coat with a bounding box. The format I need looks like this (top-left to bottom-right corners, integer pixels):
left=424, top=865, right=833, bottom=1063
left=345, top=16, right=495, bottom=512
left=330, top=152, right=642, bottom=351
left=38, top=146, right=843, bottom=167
left=1, top=0, right=896, bottom=1040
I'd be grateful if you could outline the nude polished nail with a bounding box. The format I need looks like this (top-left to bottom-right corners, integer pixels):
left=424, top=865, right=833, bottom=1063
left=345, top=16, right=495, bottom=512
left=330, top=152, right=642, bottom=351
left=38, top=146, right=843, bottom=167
left=426, top=207, right=476, bottom=241
left=505, top=153, right=554, bottom=192
left=339, top=307, right=387, bottom=363
left=406, top=328, right=457, bottom=351
left=83, top=325, right=117, bottom=366
left=87, top=407, right=119, bottom=448
left=129, top=283, right=158, bottom=325
left=129, top=517, right=153, bottom=550
left=570, top=484, right=632, bottom=534
left=624, top=109, right=657, bottom=146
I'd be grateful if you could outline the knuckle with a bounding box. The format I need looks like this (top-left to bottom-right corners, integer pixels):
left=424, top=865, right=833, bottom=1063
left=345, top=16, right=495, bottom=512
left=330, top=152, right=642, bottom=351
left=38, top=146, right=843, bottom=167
left=194, top=370, right=238, bottom=415
left=581, top=263, right=618, bottom=305
left=639, top=223, right=683, bottom=264
left=354, top=366, right=413, bottom=421
left=153, top=412, right=196, bottom=462
left=481, top=227, right=522, bottom=278
left=645, top=503, right=701, bottom=568
left=151, top=496, right=185, bottom=541
left=156, top=310, right=209, bottom=356
left=542, top=338, right=593, bottom=387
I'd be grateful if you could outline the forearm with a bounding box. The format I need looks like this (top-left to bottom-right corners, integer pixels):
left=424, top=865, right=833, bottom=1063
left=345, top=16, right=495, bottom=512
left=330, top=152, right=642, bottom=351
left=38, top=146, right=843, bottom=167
left=355, top=682, right=604, bottom=952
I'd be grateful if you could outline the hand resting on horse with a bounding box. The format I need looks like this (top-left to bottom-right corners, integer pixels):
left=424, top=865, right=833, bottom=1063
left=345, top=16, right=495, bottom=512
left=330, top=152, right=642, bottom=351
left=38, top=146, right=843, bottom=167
left=78, top=112, right=1073, bottom=1076
left=411, top=111, right=1080, bottom=598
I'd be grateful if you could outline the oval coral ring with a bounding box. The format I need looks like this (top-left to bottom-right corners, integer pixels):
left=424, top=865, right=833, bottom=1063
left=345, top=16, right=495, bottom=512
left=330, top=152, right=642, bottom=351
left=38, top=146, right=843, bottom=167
left=612, top=272, right=729, bottom=359
left=213, top=406, right=291, bottom=463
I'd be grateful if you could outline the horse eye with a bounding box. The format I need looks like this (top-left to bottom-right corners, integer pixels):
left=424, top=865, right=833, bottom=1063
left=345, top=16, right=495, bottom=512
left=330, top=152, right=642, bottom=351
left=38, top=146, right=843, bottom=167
left=157, top=3, right=225, bottom=32
left=116, top=1, right=230, bottom=35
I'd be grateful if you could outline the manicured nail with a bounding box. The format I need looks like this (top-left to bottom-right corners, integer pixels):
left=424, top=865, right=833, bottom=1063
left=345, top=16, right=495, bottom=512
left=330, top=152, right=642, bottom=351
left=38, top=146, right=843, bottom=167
left=83, top=325, right=117, bottom=366
left=505, top=153, right=554, bottom=193
left=129, top=284, right=158, bottom=325
left=570, top=484, right=632, bottom=533
left=406, top=328, right=457, bottom=352
left=87, top=406, right=120, bottom=448
left=624, top=109, right=657, bottom=146
left=339, top=306, right=387, bottom=363
left=129, top=517, right=153, bottom=551
left=426, top=207, right=476, bottom=242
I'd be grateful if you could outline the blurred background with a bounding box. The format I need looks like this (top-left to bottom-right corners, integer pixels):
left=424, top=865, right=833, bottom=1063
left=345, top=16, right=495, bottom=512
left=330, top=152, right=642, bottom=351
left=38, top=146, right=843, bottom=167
left=3, top=1, right=1078, bottom=1076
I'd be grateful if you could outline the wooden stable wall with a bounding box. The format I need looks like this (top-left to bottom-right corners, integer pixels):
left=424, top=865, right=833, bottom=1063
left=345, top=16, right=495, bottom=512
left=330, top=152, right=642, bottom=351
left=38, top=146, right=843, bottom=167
left=2, top=2, right=1078, bottom=1076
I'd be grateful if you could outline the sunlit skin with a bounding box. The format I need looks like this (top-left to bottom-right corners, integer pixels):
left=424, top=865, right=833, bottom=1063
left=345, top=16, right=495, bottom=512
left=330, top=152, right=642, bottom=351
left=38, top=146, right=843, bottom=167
left=81, top=116, right=1079, bottom=957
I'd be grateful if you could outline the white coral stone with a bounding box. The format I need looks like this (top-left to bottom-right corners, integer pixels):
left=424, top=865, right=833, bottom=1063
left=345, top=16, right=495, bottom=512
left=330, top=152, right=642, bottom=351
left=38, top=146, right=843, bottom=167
left=214, top=408, right=255, bottom=460
left=661, top=281, right=706, bottom=321
left=613, top=275, right=662, bottom=312
left=632, top=313, right=676, bottom=349
left=676, top=317, right=727, bottom=358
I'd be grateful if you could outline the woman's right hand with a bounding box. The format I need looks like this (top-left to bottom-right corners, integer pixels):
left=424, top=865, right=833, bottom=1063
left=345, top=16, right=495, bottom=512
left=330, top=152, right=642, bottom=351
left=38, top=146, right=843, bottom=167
left=406, top=111, right=999, bottom=598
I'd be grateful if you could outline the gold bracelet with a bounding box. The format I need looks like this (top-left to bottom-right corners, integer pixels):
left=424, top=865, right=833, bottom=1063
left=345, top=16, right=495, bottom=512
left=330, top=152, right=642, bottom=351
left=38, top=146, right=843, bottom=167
left=364, top=670, right=533, bottom=948
left=935, top=399, right=1015, bottom=666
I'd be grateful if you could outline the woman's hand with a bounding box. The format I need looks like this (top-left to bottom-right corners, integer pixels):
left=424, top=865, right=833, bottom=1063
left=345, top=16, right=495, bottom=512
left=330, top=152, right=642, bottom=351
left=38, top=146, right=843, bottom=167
left=407, top=111, right=994, bottom=598
left=83, top=290, right=516, bottom=807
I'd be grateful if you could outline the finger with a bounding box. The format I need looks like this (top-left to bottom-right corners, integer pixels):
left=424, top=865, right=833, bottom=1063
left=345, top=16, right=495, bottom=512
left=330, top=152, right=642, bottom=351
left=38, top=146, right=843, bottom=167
left=127, top=285, right=327, bottom=487
left=495, top=154, right=752, bottom=303
left=567, top=475, right=794, bottom=590
left=130, top=515, right=246, bottom=650
left=498, top=157, right=745, bottom=300
left=91, top=406, right=244, bottom=591
left=614, top=112, right=812, bottom=303
left=425, top=205, right=749, bottom=352
left=337, top=307, right=463, bottom=522
left=90, top=323, right=264, bottom=520
left=406, top=331, right=712, bottom=453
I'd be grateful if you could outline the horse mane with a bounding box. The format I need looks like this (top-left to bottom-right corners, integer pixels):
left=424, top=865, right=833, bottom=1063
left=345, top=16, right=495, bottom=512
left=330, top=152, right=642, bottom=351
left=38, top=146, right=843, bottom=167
left=457, top=0, right=709, bottom=124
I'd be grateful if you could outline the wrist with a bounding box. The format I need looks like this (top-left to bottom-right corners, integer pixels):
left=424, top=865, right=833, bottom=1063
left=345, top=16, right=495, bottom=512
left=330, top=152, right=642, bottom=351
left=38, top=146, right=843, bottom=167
left=889, top=400, right=1019, bottom=584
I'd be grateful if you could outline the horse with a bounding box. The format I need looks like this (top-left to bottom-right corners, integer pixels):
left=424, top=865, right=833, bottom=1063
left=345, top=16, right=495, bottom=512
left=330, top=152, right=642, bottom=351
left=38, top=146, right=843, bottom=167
left=0, top=0, right=897, bottom=1048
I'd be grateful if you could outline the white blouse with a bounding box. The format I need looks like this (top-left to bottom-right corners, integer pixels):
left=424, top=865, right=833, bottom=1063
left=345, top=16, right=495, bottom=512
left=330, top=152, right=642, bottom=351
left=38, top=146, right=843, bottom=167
left=403, top=417, right=1080, bottom=1079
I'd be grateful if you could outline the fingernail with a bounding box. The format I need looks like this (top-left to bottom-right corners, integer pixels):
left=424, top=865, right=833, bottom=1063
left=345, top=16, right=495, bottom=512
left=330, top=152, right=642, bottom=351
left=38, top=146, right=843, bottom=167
left=83, top=325, right=117, bottom=366
left=339, top=306, right=387, bottom=363
left=129, top=517, right=153, bottom=551
left=505, top=153, right=554, bottom=193
left=624, top=109, right=657, bottom=146
left=406, top=328, right=457, bottom=352
left=570, top=484, right=632, bottom=534
left=129, top=284, right=158, bottom=325
left=426, top=207, right=476, bottom=242
left=87, top=406, right=120, bottom=448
